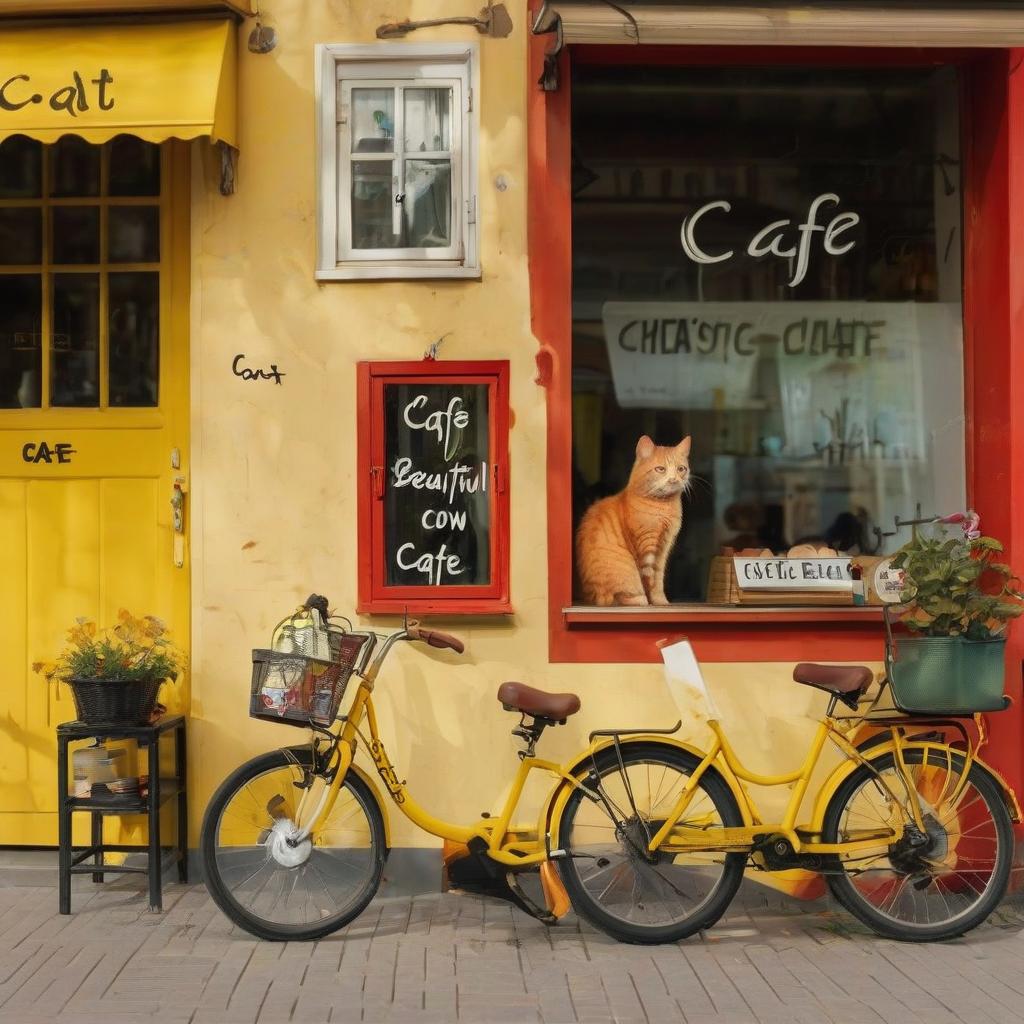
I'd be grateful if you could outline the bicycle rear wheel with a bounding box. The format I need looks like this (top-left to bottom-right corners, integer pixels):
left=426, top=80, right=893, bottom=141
left=822, top=746, right=1012, bottom=941
left=557, top=743, right=745, bottom=944
left=201, top=748, right=386, bottom=941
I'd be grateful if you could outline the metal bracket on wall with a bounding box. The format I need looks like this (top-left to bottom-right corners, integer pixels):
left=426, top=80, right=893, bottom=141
left=377, top=3, right=513, bottom=39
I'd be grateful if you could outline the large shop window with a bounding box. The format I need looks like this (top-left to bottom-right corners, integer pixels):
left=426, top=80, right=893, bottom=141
left=0, top=135, right=162, bottom=410
left=316, top=44, right=480, bottom=281
left=570, top=64, right=966, bottom=607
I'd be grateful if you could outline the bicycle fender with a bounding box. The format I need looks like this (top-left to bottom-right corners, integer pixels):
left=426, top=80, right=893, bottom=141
left=539, top=735, right=752, bottom=849
left=285, top=745, right=392, bottom=848
left=807, top=740, right=1022, bottom=833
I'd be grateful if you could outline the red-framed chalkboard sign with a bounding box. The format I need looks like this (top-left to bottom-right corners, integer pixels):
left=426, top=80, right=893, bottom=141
left=356, top=360, right=511, bottom=615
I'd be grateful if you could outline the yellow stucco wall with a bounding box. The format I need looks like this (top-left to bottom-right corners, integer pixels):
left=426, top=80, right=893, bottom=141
left=187, top=1, right=879, bottom=846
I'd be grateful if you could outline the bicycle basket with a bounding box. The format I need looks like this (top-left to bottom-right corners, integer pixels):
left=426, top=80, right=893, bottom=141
left=249, top=632, right=368, bottom=728
left=884, top=607, right=1008, bottom=715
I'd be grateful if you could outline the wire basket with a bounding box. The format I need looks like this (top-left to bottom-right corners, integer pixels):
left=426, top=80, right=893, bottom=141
left=249, top=631, right=368, bottom=728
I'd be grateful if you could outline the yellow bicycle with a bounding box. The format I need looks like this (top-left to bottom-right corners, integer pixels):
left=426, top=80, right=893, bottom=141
left=201, top=605, right=1018, bottom=944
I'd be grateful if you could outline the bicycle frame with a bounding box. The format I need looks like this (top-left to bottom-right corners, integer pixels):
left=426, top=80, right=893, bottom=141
left=289, top=628, right=1015, bottom=868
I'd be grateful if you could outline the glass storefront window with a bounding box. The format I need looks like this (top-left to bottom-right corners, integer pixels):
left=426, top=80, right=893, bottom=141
left=571, top=65, right=965, bottom=604
left=0, top=134, right=161, bottom=410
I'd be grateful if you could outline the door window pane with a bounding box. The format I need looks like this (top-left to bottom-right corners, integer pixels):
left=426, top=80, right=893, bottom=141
left=0, top=136, right=42, bottom=199
left=108, top=136, right=160, bottom=196
left=0, top=275, right=41, bottom=408
left=53, top=207, right=100, bottom=264
left=51, top=274, right=99, bottom=407
left=352, top=89, right=394, bottom=153
left=351, top=160, right=399, bottom=248
left=109, top=272, right=159, bottom=407
left=109, top=206, right=160, bottom=263
left=571, top=65, right=964, bottom=605
left=403, top=160, right=451, bottom=247
left=0, top=208, right=42, bottom=265
left=50, top=137, right=100, bottom=198
left=404, top=88, right=452, bottom=152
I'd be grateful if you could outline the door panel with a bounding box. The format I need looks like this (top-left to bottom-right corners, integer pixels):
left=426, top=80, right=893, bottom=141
left=0, top=139, right=189, bottom=844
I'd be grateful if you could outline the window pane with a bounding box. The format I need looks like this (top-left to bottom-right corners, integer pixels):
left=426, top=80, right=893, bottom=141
left=109, top=272, right=159, bottom=407
left=51, top=273, right=99, bottom=407
left=0, top=275, right=41, bottom=408
left=0, top=208, right=42, bottom=265
left=108, top=136, right=161, bottom=196
left=404, top=160, right=451, bottom=248
left=53, top=207, right=100, bottom=264
left=351, top=160, right=399, bottom=248
left=571, top=65, right=964, bottom=605
left=352, top=89, right=394, bottom=153
left=404, top=88, right=452, bottom=152
left=0, top=136, right=42, bottom=199
left=109, top=206, right=160, bottom=263
left=50, top=137, right=100, bottom=198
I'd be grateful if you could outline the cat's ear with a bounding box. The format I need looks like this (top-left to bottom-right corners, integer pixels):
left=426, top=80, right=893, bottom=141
left=635, top=435, right=656, bottom=460
left=677, top=436, right=692, bottom=456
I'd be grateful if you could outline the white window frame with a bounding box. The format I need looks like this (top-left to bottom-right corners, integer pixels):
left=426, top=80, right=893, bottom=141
left=316, top=43, right=480, bottom=281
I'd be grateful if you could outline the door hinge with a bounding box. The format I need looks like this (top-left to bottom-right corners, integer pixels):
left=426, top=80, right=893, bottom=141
left=370, top=466, right=384, bottom=499
left=467, top=195, right=477, bottom=226
left=467, top=86, right=473, bottom=113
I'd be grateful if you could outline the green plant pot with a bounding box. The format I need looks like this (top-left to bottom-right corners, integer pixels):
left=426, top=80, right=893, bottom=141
left=68, top=677, right=163, bottom=725
left=887, top=635, right=1008, bottom=715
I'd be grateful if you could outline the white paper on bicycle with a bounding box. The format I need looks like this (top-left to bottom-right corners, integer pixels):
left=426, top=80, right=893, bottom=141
left=660, top=639, right=722, bottom=722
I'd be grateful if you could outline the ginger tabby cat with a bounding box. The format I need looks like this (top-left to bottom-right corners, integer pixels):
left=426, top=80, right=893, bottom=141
left=576, top=435, right=691, bottom=606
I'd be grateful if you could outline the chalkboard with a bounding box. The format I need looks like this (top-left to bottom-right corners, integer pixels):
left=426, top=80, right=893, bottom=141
left=383, top=382, right=491, bottom=588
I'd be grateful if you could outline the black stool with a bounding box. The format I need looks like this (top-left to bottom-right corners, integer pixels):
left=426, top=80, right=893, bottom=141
left=57, top=715, right=187, bottom=914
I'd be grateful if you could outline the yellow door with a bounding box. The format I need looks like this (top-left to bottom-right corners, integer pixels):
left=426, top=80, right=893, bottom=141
left=0, top=136, right=190, bottom=844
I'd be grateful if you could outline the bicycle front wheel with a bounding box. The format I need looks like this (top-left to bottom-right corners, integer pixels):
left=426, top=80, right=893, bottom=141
left=557, top=743, right=745, bottom=944
left=823, top=746, right=1013, bottom=941
left=201, top=748, right=386, bottom=941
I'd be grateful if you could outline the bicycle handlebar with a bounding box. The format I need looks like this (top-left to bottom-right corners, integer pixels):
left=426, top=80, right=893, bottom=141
left=407, top=625, right=465, bottom=654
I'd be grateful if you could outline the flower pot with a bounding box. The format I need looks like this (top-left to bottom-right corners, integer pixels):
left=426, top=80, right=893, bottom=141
left=68, top=677, right=163, bottom=726
left=887, top=635, right=1008, bottom=715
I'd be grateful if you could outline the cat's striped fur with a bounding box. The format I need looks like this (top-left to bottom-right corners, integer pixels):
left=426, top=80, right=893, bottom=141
left=575, top=435, right=691, bottom=606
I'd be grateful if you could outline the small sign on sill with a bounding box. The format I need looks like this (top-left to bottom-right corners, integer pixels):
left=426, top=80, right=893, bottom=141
left=733, top=556, right=854, bottom=591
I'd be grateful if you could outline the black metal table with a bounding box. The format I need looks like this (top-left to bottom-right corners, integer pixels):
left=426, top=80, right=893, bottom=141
left=57, top=715, right=187, bottom=914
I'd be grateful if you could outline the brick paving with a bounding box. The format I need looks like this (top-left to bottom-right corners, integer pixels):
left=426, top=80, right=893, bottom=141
left=0, top=875, right=1023, bottom=1023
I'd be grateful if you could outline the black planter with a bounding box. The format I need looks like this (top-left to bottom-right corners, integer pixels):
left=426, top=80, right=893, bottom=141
left=68, top=677, right=163, bottom=725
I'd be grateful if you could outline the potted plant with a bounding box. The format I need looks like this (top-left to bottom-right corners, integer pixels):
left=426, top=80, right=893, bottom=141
left=34, top=610, right=184, bottom=725
left=886, top=512, right=1024, bottom=713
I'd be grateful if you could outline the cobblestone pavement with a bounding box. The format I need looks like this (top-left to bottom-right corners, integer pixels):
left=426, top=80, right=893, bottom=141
left=1, top=876, right=1024, bottom=1024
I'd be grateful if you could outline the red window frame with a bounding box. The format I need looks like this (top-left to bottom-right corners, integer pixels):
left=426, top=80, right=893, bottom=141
left=356, top=359, right=511, bottom=615
left=527, top=31, right=1024, bottom=667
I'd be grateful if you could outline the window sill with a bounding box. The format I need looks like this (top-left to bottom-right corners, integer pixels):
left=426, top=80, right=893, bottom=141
left=316, top=263, right=481, bottom=282
left=563, top=605, right=886, bottom=625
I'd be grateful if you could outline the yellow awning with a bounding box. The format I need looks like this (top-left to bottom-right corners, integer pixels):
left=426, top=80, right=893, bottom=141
left=0, top=18, right=237, bottom=147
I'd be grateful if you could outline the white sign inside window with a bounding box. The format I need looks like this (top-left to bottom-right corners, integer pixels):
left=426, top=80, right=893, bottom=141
left=733, top=557, right=853, bottom=591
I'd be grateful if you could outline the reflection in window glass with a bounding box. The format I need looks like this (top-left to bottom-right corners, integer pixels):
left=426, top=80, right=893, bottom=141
left=51, top=273, right=99, bottom=407
left=0, top=275, right=41, bottom=408
left=404, top=88, right=451, bottom=152
left=351, top=160, right=398, bottom=248
left=109, top=206, right=160, bottom=263
left=571, top=65, right=965, bottom=604
left=0, top=208, right=42, bottom=265
left=50, top=136, right=100, bottom=197
left=0, top=135, right=42, bottom=199
left=109, top=272, right=159, bottom=407
left=53, top=206, right=100, bottom=264
left=404, top=159, right=451, bottom=247
left=108, top=136, right=160, bottom=196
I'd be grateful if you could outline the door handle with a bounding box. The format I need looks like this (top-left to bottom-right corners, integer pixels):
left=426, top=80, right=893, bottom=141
left=171, top=475, right=186, bottom=568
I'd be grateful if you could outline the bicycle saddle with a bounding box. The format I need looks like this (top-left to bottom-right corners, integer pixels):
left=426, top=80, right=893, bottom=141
left=793, top=663, right=873, bottom=708
left=497, top=682, right=581, bottom=722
